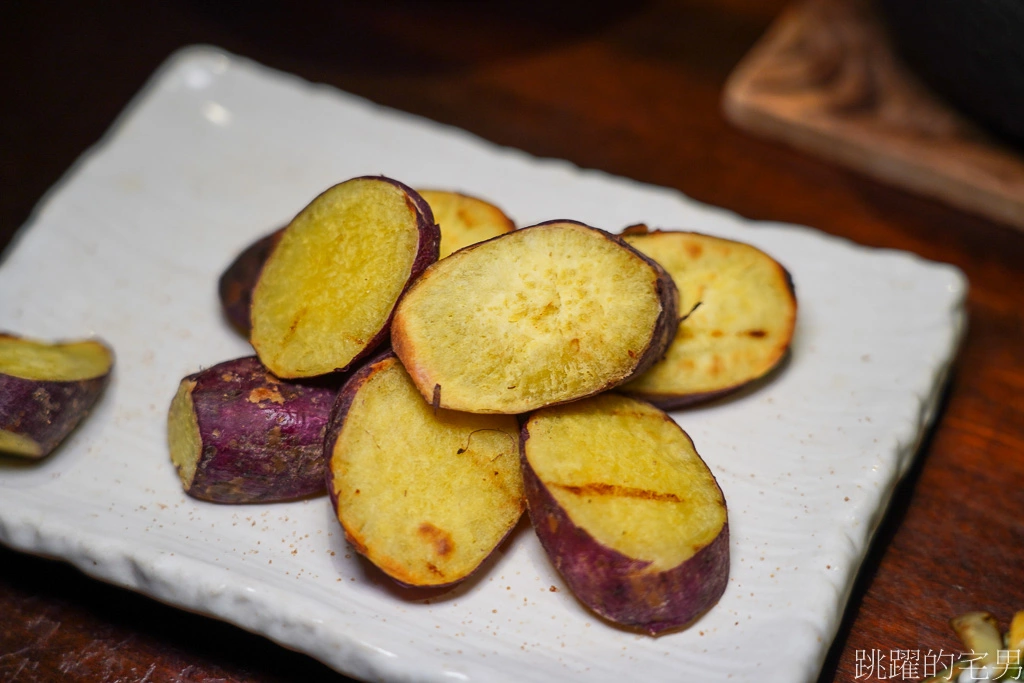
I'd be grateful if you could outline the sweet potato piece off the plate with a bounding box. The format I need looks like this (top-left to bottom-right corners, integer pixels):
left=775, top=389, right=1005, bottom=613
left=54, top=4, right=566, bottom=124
left=521, top=393, right=729, bottom=634
left=250, top=176, right=439, bottom=378
left=0, top=334, right=113, bottom=459
left=392, top=221, right=679, bottom=414
left=325, top=352, right=524, bottom=587
left=620, top=226, right=797, bottom=408
left=168, top=356, right=336, bottom=503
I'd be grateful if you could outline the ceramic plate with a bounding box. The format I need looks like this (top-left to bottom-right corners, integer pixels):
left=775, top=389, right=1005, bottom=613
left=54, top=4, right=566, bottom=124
left=0, top=47, right=966, bottom=682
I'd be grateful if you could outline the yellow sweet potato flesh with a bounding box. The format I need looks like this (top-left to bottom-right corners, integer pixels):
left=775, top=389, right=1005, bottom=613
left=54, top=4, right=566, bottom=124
left=393, top=223, right=666, bottom=414
left=417, top=190, right=514, bottom=258
left=0, top=336, right=112, bottom=381
left=168, top=378, right=201, bottom=489
left=0, top=430, right=41, bottom=457
left=525, top=393, right=726, bottom=572
left=330, top=356, right=523, bottom=586
left=250, top=179, right=423, bottom=378
left=1009, top=611, right=1024, bottom=650
left=622, top=231, right=795, bottom=400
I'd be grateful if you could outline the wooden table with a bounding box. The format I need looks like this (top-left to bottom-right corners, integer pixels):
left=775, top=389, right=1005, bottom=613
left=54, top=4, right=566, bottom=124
left=2, top=1, right=1022, bottom=681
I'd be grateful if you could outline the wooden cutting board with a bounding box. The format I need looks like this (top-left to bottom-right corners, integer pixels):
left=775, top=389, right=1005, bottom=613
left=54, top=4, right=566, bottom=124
left=723, top=0, right=1024, bottom=230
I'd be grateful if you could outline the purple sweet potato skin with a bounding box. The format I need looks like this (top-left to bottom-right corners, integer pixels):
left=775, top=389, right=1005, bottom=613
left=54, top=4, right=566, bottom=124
left=218, top=227, right=283, bottom=336
left=520, top=418, right=730, bottom=635
left=0, top=372, right=110, bottom=458
left=184, top=356, right=338, bottom=503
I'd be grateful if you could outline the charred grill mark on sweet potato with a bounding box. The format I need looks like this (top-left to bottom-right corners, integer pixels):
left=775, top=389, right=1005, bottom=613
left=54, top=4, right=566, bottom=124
left=744, top=329, right=768, bottom=338
left=550, top=482, right=684, bottom=504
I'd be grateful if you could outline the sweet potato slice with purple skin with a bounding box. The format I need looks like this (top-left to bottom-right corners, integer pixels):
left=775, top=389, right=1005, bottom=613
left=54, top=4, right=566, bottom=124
left=392, top=220, right=679, bottom=414
left=168, top=356, right=337, bottom=503
left=0, top=334, right=113, bottom=459
left=417, top=190, right=515, bottom=258
left=325, top=352, right=523, bottom=587
left=218, top=227, right=283, bottom=336
left=521, top=393, right=729, bottom=635
left=218, top=190, right=511, bottom=337
left=250, top=176, right=439, bottom=379
left=620, top=225, right=797, bottom=409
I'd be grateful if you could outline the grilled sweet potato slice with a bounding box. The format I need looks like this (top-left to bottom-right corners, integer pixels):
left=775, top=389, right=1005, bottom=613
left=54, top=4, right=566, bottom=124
left=392, top=221, right=679, bottom=414
left=620, top=226, right=796, bottom=408
left=0, top=334, right=113, bottom=458
left=521, top=393, right=729, bottom=634
left=167, top=356, right=336, bottom=503
left=325, top=352, right=523, bottom=587
left=250, top=177, right=439, bottom=378
left=417, top=190, right=515, bottom=258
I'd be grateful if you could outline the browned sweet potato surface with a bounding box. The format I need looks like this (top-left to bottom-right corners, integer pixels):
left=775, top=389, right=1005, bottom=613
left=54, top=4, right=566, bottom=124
left=168, top=356, right=336, bottom=503
left=392, top=220, right=678, bottom=414
left=621, top=227, right=796, bottom=408
left=0, top=334, right=113, bottom=458
left=250, top=176, right=439, bottom=378
left=521, top=393, right=728, bottom=634
left=325, top=352, right=523, bottom=587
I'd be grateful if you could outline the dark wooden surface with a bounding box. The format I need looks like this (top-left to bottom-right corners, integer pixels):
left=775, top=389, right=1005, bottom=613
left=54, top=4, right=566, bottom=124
left=2, top=1, right=1022, bottom=681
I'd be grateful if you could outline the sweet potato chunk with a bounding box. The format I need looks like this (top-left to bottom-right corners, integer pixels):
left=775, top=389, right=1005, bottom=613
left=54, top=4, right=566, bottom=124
left=417, top=190, right=515, bottom=258
left=0, top=334, right=113, bottom=458
left=168, top=356, right=336, bottom=503
left=325, top=352, right=523, bottom=587
left=250, top=177, right=439, bottom=378
left=392, top=221, right=679, bottom=414
left=521, top=393, right=729, bottom=634
left=620, top=226, right=796, bottom=408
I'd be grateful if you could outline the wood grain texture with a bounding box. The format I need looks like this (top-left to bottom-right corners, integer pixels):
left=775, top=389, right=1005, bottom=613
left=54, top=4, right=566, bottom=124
left=724, top=0, right=1024, bottom=230
left=1, top=1, right=1023, bottom=681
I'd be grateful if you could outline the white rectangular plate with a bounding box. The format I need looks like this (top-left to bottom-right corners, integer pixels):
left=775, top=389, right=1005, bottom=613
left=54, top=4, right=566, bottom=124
left=0, top=46, right=966, bottom=682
